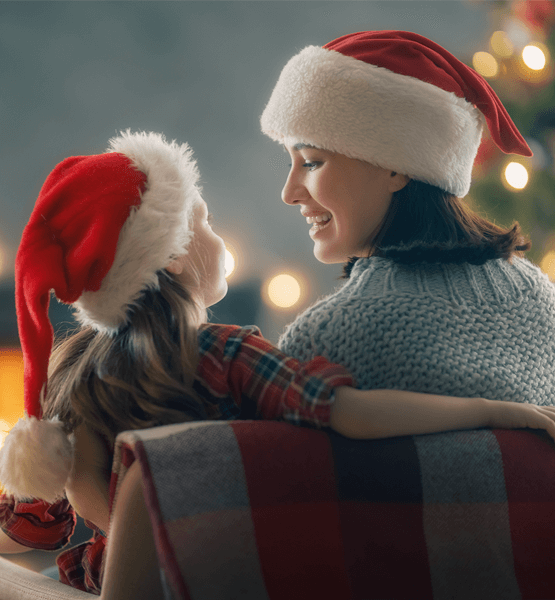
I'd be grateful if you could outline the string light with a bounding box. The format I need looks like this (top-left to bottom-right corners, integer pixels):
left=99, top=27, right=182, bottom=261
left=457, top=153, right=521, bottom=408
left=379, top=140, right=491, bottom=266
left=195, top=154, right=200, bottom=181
left=472, top=51, right=499, bottom=78
left=522, top=44, right=547, bottom=71
left=221, top=239, right=241, bottom=280
left=264, top=272, right=305, bottom=309
left=224, top=245, right=236, bottom=279
left=503, top=162, right=529, bottom=190
left=490, top=31, right=514, bottom=58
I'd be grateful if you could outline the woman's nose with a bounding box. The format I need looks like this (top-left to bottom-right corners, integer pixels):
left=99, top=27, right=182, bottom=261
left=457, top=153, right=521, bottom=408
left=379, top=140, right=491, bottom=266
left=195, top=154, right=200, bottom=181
left=281, top=169, right=307, bottom=205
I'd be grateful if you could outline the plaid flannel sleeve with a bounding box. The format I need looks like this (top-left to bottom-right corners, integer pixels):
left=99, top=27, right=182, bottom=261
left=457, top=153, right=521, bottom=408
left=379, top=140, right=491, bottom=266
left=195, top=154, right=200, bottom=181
left=0, top=493, right=76, bottom=550
left=197, top=324, right=355, bottom=427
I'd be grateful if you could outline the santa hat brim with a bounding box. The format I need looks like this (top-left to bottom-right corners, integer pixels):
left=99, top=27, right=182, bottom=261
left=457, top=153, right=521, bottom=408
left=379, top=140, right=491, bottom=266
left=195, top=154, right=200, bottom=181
left=260, top=46, right=483, bottom=198
left=75, top=130, right=202, bottom=333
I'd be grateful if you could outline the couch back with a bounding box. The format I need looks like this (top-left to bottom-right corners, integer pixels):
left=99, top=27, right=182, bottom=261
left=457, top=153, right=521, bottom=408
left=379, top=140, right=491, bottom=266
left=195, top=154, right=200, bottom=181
left=115, top=421, right=555, bottom=600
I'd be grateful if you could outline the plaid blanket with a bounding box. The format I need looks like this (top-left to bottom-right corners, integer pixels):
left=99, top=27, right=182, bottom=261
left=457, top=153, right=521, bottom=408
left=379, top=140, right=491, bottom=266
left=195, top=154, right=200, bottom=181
left=113, top=422, right=555, bottom=600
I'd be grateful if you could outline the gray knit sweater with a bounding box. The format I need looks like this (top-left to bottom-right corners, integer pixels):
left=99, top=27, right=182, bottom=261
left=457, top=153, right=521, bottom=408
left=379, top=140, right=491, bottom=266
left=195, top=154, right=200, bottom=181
left=278, top=257, right=555, bottom=404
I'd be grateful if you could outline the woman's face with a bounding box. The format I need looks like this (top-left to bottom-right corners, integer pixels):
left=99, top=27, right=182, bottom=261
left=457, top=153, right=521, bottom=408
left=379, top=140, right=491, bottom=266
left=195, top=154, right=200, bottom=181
left=281, top=144, right=408, bottom=264
left=167, top=199, right=228, bottom=308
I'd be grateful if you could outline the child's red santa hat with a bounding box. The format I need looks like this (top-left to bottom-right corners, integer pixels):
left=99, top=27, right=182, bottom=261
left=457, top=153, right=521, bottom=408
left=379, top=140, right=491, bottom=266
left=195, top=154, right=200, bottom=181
left=0, top=130, right=202, bottom=502
left=260, top=30, right=532, bottom=197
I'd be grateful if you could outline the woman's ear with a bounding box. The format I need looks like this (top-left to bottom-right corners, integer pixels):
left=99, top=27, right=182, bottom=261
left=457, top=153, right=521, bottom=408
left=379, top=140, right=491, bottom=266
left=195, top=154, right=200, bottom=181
left=389, top=172, right=410, bottom=193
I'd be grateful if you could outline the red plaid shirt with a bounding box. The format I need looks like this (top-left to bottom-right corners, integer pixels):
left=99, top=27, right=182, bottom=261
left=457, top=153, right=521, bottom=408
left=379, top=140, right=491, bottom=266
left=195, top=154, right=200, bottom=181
left=0, top=324, right=354, bottom=594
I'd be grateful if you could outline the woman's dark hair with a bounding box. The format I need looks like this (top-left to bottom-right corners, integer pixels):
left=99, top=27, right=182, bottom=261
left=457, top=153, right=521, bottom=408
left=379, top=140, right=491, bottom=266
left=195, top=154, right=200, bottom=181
left=342, top=178, right=531, bottom=278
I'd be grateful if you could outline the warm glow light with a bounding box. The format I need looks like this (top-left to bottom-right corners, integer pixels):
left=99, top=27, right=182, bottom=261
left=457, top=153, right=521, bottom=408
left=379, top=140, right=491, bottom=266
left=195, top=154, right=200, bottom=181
left=0, top=421, right=10, bottom=450
left=225, top=247, right=236, bottom=279
left=504, top=162, right=529, bottom=190
left=221, top=239, right=241, bottom=280
left=541, top=251, right=555, bottom=280
left=522, top=45, right=547, bottom=71
left=266, top=273, right=302, bottom=309
left=490, top=31, right=514, bottom=58
left=0, top=245, right=5, bottom=279
left=0, top=349, right=25, bottom=432
left=472, top=52, right=499, bottom=78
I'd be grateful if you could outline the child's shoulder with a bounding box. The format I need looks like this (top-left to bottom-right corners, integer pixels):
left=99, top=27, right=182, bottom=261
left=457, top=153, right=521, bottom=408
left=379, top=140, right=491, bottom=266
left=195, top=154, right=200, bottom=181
left=197, top=323, right=264, bottom=355
left=199, top=322, right=262, bottom=337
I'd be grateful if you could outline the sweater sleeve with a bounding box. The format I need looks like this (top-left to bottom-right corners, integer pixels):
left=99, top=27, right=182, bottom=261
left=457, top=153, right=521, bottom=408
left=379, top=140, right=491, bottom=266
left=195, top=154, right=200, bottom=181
left=196, top=324, right=355, bottom=427
left=0, top=494, right=76, bottom=550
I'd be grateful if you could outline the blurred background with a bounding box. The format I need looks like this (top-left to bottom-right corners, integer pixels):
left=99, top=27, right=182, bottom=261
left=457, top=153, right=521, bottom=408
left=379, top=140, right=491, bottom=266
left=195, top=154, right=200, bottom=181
left=1, top=0, right=555, bottom=438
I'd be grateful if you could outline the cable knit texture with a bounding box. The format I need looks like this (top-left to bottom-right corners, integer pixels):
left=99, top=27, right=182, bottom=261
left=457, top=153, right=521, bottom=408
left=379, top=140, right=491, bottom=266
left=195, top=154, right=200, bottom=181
left=279, top=257, right=555, bottom=404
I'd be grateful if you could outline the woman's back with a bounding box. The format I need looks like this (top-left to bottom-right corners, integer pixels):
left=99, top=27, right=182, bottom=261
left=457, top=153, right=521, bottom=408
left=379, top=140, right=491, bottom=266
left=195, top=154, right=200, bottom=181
left=279, top=256, right=555, bottom=404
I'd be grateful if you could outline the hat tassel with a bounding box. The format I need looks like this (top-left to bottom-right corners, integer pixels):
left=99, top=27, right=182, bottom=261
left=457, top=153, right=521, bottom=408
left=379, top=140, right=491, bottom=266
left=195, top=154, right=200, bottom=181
left=0, top=417, right=73, bottom=503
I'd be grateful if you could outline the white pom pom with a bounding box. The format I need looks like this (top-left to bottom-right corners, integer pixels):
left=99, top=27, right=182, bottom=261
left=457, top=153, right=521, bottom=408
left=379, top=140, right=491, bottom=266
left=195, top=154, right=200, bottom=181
left=0, top=417, right=73, bottom=503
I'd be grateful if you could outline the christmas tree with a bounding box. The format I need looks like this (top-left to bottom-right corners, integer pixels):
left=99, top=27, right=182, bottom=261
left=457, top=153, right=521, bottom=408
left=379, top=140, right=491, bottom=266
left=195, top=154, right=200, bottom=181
left=469, top=0, right=555, bottom=274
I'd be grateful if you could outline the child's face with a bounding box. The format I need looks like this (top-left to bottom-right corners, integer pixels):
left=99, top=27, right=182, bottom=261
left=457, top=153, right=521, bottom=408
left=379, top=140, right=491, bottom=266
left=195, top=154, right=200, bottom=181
left=168, top=199, right=228, bottom=308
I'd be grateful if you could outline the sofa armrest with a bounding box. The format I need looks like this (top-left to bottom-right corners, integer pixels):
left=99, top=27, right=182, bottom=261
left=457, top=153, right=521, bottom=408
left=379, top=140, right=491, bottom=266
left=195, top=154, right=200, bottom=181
left=0, top=556, right=94, bottom=599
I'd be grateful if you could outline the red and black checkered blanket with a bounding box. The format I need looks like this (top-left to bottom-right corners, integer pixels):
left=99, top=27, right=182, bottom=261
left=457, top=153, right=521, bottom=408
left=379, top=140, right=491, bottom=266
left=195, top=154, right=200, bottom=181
left=113, top=421, right=555, bottom=600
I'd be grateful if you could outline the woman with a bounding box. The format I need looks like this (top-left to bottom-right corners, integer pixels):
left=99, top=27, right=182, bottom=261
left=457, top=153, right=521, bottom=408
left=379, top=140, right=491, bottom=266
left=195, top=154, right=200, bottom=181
left=260, top=30, right=555, bottom=403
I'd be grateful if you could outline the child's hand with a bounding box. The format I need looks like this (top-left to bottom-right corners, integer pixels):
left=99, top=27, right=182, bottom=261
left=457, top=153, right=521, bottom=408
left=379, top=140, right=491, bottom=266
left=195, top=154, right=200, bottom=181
left=486, top=400, right=555, bottom=441
left=331, top=388, right=555, bottom=440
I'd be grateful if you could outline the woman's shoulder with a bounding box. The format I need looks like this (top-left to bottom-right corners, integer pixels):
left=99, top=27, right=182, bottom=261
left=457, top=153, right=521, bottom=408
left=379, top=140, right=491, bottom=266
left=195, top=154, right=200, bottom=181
left=345, top=255, right=554, bottom=306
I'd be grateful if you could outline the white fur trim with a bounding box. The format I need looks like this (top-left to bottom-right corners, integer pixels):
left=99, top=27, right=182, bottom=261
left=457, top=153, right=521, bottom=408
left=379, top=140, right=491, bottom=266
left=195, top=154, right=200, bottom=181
left=260, top=46, right=484, bottom=197
left=74, top=130, right=202, bottom=332
left=0, top=417, right=73, bottom=503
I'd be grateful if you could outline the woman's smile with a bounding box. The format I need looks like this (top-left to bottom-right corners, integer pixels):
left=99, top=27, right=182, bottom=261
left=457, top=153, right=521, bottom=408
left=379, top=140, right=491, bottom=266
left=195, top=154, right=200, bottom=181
left=305, top=211, right=333, bottom=236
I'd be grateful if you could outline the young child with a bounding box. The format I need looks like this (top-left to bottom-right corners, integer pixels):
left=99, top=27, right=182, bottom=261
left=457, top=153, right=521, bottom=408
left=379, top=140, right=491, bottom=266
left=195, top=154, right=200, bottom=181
left=0, top=130, right=554, bottom=597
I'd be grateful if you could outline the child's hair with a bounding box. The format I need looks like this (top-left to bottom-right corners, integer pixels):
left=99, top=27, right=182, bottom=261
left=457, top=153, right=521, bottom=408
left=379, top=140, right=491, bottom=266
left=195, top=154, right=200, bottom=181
left=342, top=179, right=531, bottom=277
left=42, top=270, right=208, bottom=449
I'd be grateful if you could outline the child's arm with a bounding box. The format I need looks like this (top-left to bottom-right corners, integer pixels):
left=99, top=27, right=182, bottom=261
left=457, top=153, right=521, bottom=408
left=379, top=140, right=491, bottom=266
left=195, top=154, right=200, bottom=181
left=100, top=461, right=163, bottom=600
left=330, top=387, right=555, bottom=440
left=202, top=325, right=555, bottom=440
left=0, top=530, right=33, bottom=554
left=65, top=423, right=111, bottom=534
left=0, top=494, right=75, bottom=554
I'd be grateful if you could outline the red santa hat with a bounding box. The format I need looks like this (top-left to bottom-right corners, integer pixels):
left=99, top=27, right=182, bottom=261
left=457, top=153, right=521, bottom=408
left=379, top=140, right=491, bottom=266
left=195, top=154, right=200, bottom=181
left=260, top=30, right=532, bottom=197
left=0, top=130, right=202, bottom=502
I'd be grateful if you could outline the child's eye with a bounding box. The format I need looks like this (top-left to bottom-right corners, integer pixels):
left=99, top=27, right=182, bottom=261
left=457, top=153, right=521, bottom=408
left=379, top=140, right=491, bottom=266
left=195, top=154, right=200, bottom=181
left=207, top=213, right=214, bottom=225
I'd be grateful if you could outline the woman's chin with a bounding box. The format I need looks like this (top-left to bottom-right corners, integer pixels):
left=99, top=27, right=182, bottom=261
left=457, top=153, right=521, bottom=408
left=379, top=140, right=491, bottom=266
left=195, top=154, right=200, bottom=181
left=313, top=244, right=346, bottom=265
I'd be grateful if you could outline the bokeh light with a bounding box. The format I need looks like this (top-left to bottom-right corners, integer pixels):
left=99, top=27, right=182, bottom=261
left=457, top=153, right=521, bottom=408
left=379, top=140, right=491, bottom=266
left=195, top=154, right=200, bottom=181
left=490, top=31, right=514, bottom=58
left=265, top=273, right=304, bottom=309
left=0, top=243, right=5, bottom=280
left=540, top=251, right=555, bottom=280
left=503, top=162, right=529, bottom=190
left=472, top=51, right=499, bottom=78
left=0, top=349, right=25, bottom=443
left=522, top=44, right=547, bottom=71
left=225, top=247, right=236, bottom=279
left=221, top=239, right=241, bottom=280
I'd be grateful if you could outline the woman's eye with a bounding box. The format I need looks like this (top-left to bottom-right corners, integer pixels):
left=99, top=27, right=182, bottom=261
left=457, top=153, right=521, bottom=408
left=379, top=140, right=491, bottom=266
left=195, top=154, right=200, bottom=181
left=287, top=160, right=321, bottom=171
left=207, top=213, right=214, bottom=225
